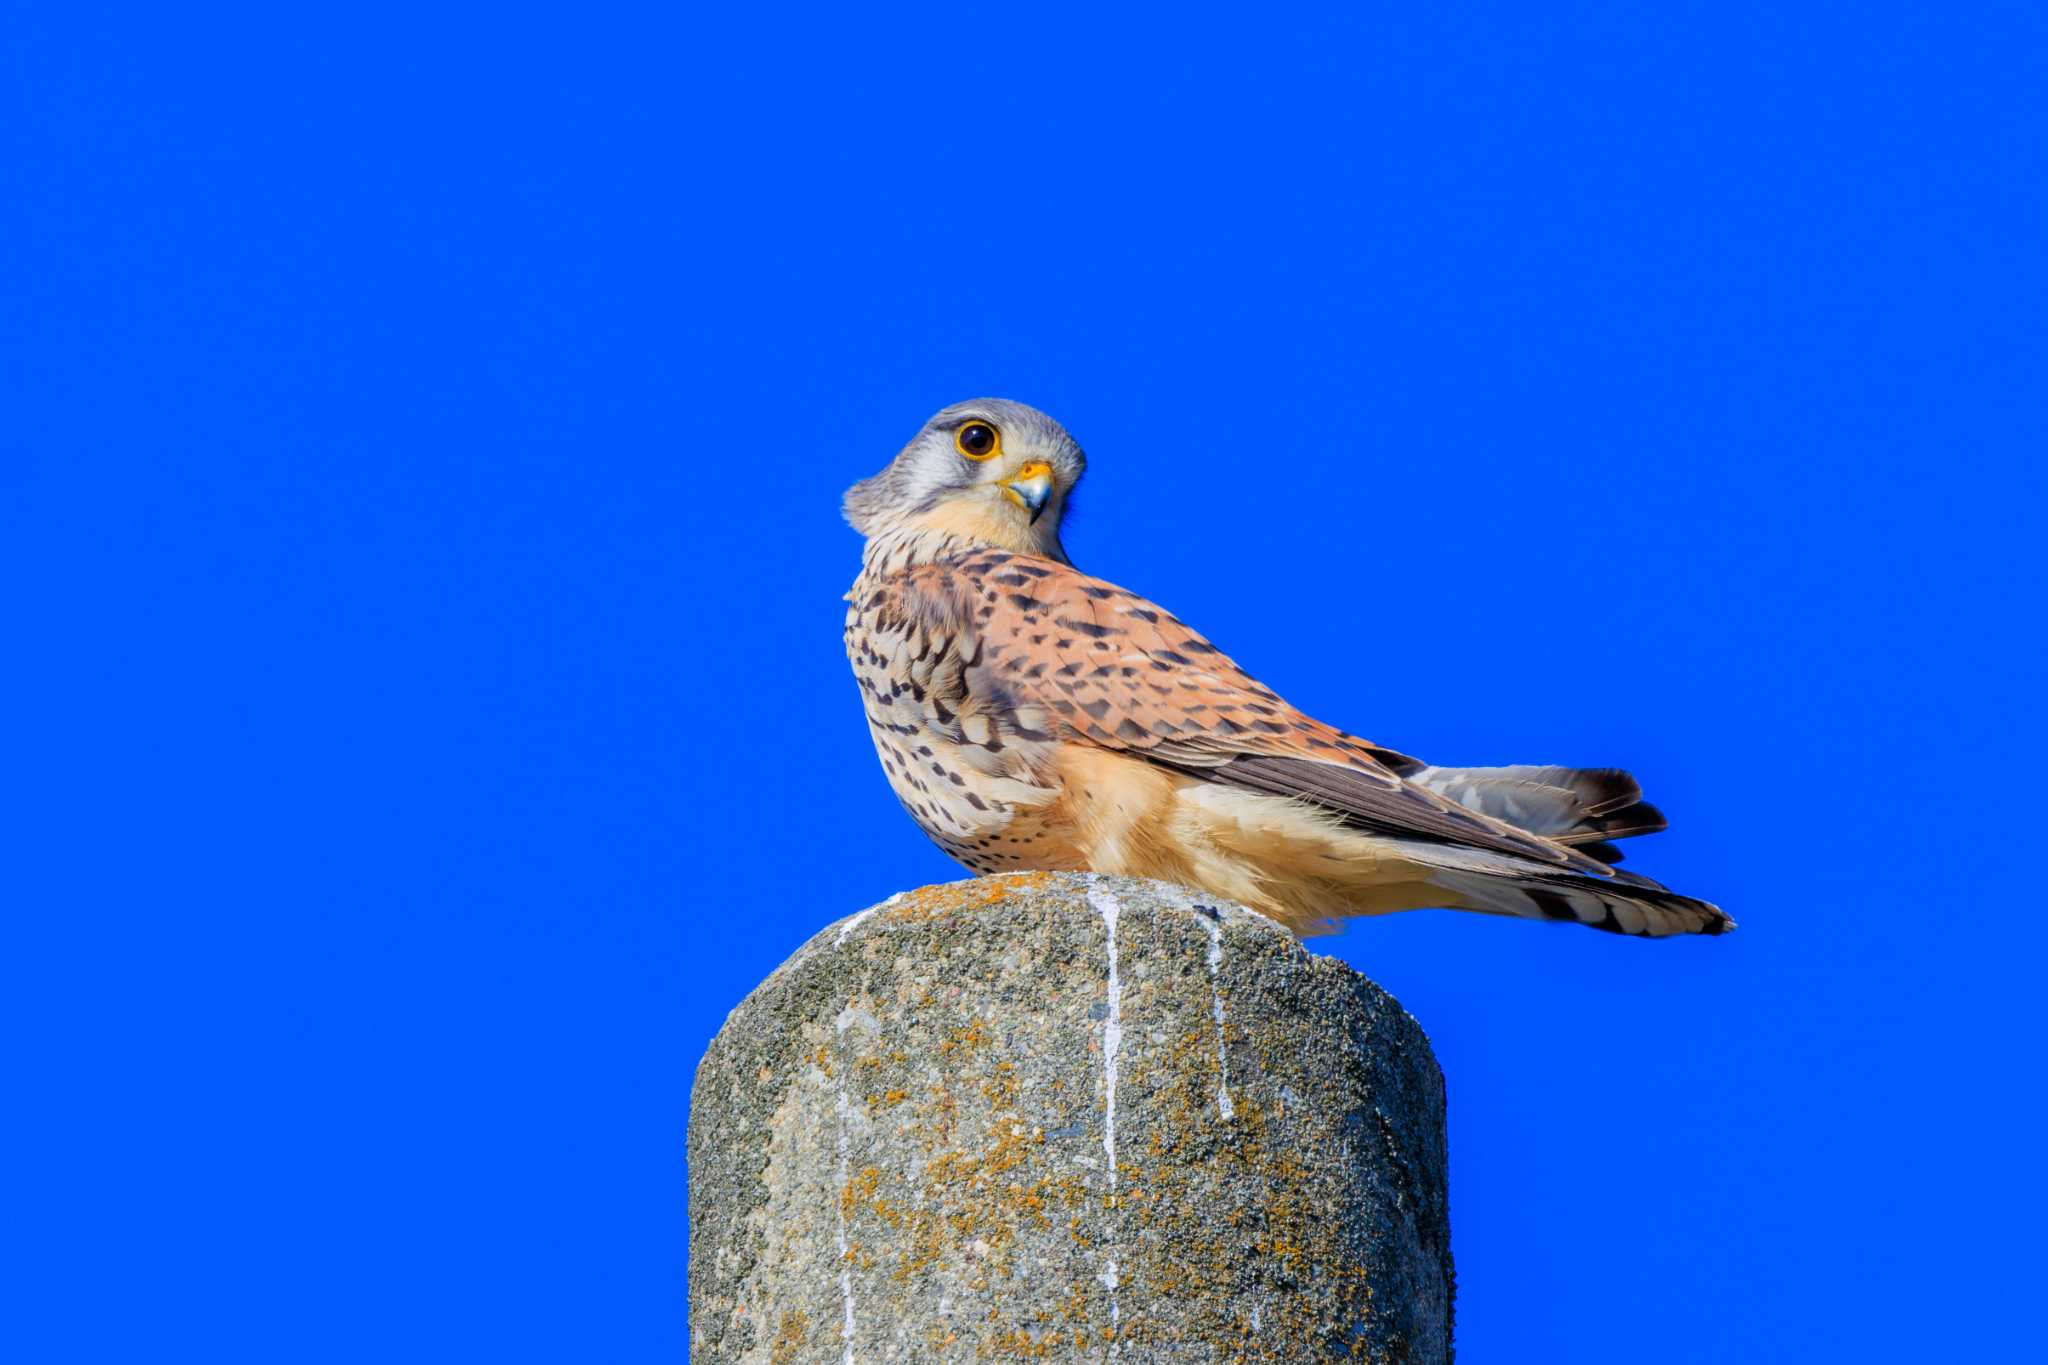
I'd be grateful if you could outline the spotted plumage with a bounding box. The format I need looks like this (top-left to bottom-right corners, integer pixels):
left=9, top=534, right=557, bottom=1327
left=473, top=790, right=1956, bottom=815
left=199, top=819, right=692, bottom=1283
left=842, top=398, right=1731, bottom=938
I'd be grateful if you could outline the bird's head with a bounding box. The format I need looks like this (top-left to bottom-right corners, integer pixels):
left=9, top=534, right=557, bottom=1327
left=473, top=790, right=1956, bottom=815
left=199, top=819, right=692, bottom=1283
left=843, top=398, right=1086, bottom=560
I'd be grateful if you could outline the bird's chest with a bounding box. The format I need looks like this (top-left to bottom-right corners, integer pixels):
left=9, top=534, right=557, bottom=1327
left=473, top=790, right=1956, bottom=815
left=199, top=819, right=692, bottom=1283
left=843, top=569, right=1053, bottom=870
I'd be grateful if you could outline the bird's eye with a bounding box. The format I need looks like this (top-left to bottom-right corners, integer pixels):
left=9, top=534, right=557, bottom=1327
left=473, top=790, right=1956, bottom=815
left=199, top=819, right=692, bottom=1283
left=955, top=422, right=1001, bottom=460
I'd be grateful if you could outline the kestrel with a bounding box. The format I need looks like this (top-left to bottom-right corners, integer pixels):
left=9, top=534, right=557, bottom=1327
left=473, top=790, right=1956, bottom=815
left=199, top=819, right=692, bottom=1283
left=842, top=399, right=1731, bottom=938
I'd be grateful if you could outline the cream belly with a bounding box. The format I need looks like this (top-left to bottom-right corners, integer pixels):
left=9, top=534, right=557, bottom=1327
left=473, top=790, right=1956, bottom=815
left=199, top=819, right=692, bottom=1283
left=858, top=723, right=1069, bottom=874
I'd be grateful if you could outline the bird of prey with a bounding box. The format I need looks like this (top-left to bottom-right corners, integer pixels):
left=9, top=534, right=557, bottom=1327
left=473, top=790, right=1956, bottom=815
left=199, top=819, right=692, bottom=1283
left=842, top=399, right=1731, bottom=938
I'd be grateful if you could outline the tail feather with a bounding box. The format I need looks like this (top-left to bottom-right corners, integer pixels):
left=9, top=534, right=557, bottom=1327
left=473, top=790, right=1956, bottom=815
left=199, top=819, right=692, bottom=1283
left=1408, top=843, right=1733, bottom=938
left=1165, top=769, right=1731, bottom=940
left=1410, top=764, right=1670, bottom=845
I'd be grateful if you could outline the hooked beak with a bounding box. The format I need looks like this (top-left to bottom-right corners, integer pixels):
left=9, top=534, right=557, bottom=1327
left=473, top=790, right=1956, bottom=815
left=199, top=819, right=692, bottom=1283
left=998, top=461, right=1055, bottom=523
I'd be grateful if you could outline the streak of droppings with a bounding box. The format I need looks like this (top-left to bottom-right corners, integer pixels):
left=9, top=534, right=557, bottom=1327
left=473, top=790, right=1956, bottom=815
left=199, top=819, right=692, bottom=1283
left=832, top=1002, right=866, bottom=1361
left=835, top=891, right=903, bottom=947
left=1195, top=903, right=1236, bottom=1122
left=1086, top=875, right=1125, bottom=1360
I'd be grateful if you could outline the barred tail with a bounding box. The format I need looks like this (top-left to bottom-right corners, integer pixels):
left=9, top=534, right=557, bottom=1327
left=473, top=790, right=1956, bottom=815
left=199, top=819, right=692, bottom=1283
left=1411, top=843, right=1733, bottom=938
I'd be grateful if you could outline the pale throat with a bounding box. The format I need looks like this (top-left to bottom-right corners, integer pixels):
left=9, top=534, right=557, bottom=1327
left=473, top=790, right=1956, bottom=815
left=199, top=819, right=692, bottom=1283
left=896, top=492, right=1067, bottom=560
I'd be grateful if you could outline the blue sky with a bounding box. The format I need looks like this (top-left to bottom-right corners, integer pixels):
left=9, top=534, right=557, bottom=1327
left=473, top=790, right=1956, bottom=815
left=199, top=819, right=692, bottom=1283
left=8, top=4, right=2043, bottom=1360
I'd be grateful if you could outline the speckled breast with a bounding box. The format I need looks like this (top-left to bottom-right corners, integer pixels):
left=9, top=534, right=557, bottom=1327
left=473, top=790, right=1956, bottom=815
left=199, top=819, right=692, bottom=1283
left=843, top=560, right=1066, bottom=876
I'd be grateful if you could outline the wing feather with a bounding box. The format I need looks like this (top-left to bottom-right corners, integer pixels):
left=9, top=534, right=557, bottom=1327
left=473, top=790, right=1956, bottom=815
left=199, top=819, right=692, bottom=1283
left=912, top=548, right=1624, bottom=880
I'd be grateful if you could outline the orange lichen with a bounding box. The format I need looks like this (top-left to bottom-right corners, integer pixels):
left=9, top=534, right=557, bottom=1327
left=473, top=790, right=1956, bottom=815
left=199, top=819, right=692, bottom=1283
left=939, top=1018, right=992, bottom=1056
left=768, top=1309, right=808, bottom=1364
left=879, top=872, right=1061, bottom=927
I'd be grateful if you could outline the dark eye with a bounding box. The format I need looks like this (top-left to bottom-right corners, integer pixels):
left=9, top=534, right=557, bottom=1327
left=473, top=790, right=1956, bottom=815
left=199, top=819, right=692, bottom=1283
left=955, top=422, right=1000, bottom=460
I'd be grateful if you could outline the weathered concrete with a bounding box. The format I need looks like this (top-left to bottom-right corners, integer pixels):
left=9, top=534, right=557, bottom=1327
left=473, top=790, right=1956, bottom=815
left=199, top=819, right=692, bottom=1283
left=688, top=873, right=1453, bottom=1363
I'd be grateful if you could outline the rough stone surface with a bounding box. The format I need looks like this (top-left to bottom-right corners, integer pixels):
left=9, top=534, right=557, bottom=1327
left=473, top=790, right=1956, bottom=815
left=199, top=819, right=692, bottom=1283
left=688, top=873, right=1453, bottom=1363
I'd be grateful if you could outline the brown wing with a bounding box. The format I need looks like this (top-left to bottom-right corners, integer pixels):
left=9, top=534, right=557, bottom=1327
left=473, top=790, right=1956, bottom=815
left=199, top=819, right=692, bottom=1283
left=905, top=547, right=1622, bottom=879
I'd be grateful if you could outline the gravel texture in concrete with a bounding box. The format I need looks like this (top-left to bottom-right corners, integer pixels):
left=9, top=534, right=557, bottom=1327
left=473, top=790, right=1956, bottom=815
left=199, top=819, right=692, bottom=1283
left=689, top=872, right=1452, bottom=1363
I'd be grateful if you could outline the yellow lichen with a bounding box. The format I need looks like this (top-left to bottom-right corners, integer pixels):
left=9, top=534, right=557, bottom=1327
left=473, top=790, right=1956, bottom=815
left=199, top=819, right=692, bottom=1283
left=880, top=872, right=1061, bottom=927
left=768, top=1310, right=808, bottom=1365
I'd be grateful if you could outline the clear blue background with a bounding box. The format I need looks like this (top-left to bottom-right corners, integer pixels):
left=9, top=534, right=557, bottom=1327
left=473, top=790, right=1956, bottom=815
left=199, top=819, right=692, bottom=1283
left=8, top=4, right=2043, bottom=1360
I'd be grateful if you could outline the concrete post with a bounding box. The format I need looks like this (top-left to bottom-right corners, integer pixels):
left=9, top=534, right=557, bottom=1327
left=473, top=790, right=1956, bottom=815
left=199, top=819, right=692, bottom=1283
left=688, top=873, right=1453, bottom=1363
